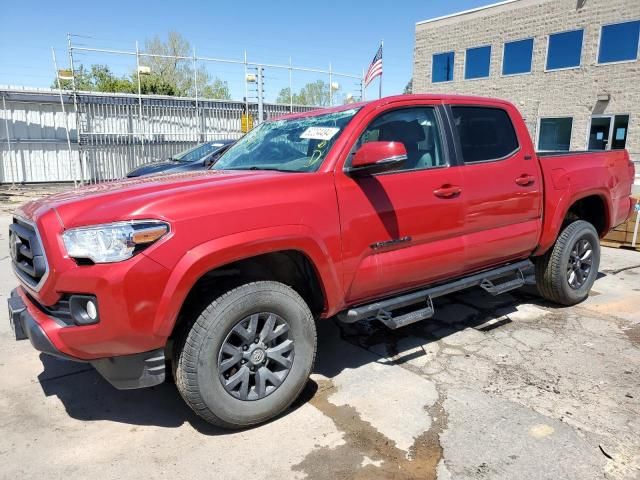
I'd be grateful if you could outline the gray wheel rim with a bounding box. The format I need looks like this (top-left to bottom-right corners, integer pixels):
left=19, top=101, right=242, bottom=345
left=567, top=238, right=593, bottom=289
left=218, top=312, right=294, bottom=401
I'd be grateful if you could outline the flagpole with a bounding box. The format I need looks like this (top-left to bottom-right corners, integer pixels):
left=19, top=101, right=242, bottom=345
left=379, top=40, right=383, bottom=99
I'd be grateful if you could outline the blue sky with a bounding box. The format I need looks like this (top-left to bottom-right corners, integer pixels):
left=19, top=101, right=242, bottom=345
left=0, top=0, right=493, bottom=101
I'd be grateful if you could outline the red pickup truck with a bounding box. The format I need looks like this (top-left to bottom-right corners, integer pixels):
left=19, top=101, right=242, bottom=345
left=8, top=95, right=636, bottom=428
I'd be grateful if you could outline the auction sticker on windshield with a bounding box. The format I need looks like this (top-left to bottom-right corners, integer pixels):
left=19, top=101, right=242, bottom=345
left=300, top=127, right=340, bottom=141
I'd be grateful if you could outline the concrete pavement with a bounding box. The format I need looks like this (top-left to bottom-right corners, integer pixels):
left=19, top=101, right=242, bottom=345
left=0, top=206, right=638, bottom=479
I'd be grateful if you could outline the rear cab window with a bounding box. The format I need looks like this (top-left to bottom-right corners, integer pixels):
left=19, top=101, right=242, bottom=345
left=450, top=106, right=520, bottom=163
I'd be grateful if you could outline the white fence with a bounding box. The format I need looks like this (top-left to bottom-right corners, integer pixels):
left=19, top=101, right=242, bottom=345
left=1, top=87, right=314, bottom=184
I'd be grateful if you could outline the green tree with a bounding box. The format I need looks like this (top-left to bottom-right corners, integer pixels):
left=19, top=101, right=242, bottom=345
left=276, top=80, right=336, bottom=107
left=404, top=78, right=413, bottom=94
left=52, top=32, right=231, bottom=99
left=91, top=65, right=134, bottom=93
left=52, top=64, right=133, bottom=92
left=143, top=31, right=231, bottom=99
left=276, top=87, right=293, bottom=105
left=52, top=64, right=92, bottom=90
left=201, top=78, right=231, bottom=100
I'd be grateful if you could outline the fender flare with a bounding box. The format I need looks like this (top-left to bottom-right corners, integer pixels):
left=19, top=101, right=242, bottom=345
left=535, top=188, right=612, bottom=255
left=151, top=224, right=343, bottom=337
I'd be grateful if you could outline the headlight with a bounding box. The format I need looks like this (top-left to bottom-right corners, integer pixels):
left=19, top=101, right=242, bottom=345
left=62, top=221, right=169, bottom=263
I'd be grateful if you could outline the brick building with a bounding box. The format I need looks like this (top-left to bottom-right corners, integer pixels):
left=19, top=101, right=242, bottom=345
left=413, top=0, right=640, bottom=160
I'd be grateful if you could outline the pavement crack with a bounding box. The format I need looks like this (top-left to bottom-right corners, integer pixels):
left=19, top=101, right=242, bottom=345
left=602, top=264, right=640, bottom=275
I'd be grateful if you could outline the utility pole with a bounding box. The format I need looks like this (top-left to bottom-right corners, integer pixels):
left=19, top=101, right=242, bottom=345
left=257, top=66, right=264, bottom=125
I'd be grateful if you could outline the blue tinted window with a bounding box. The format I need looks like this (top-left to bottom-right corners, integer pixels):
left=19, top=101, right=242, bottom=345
left=547, top=30, right=583, bottom=70
left=598, top=21, right=640, bottom=63
left=502, top=38, right=534, bottom=75
left=432, top=52, right=455, bottom=82
left=465, top=46, right=491, bottom=79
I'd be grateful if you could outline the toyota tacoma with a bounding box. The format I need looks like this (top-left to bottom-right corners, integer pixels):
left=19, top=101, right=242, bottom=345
left=8, top=95, right=636, bottom=428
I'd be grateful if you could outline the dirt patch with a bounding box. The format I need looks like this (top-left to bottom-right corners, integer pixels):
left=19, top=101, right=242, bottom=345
left=624, top=324, right=640, bottom=346
left=293, top=379, right=446, bottom=480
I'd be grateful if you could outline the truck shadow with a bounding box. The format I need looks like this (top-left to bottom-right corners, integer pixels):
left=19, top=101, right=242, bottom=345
left=35, top=285, right=573, bottom=434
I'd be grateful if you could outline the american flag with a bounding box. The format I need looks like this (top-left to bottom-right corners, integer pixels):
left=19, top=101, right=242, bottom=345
left=364, top=44, right=383, bottom=87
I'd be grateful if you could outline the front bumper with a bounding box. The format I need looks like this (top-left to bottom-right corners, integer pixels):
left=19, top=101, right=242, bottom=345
left=9, top=289, right=166, bottom=390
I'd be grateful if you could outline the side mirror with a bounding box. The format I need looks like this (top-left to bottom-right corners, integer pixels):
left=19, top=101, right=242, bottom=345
left=346, top=141, right=407, bottom=176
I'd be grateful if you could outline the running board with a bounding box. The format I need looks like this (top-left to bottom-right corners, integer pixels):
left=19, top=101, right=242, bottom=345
left=338, top=260, right=533, bottom=329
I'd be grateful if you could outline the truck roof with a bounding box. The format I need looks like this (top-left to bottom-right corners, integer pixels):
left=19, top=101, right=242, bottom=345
left=274, top=94, right=515, bottom=121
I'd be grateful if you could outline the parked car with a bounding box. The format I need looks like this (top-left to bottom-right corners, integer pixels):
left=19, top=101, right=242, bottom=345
left=8, top=95, right=636, bottom=429
left=126, top=140, right=234, bottom=177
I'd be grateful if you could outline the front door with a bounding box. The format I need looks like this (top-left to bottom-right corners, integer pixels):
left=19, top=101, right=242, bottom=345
left=334, top=104, right=465, bottom=303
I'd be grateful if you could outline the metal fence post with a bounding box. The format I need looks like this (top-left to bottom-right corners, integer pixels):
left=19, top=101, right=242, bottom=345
left=67, top=33, right=84, bottom=185
left=2, top=94, right=16, bottom=186
left=289, top=57, right=293, bottom=113
left=257, top=66, right=264, bottom=125
left=329, top=63, right=333, bottom=107
left=135, top=41, right=145, bottom=160
left=193, top=47, right=201, bottom=141
left=51, top=48, right=77, bottom=187
left=244, top=50, right=249, bottom=118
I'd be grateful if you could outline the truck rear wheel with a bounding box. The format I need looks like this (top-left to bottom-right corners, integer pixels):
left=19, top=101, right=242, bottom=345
left=535, top=220, right=600, bottom=306
left=175, top=281, right=316, bottom=429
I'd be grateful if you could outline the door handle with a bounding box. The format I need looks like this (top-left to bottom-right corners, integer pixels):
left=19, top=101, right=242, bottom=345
left=433, top=185, right=462, bottom=198
left=515, top=175, right=535, bottom=186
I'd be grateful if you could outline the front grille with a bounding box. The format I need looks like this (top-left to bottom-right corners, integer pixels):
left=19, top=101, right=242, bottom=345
left=9, top=217, right=48, bottom=290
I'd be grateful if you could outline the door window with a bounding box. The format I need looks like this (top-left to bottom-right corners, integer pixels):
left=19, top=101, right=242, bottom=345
left=353, top=107, right=446, bottom=171
left=450, top=107, right=519, bottom=163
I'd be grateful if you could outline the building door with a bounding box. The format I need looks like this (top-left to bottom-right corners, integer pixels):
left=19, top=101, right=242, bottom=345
left=588, top=115, right=629, bottom=150
left=611, top=115, right=630, bottom=150
left=588, top=116, right=612, bottom=150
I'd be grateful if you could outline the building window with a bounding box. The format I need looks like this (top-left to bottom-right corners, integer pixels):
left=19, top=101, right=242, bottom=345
left=546, top=29, right=583, bottom=70
left=538, top=118, right=573, bottom=151
left=465, top=46, right=491, bottom=79
left=502, top=38, right=534, bottom=75
left=432, top=52, right=455, bottom=83
left=598, top=20, right=640, bottom=64
left=450, top=107, right=519, bottom=163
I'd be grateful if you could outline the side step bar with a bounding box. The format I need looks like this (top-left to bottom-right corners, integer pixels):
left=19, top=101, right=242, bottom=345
left=338, top=260, right=533, bottom=329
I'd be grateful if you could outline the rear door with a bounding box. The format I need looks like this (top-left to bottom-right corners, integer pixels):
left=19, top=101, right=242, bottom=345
left=447, top=104, right=543, bottom=272
left=334, top=102, right=465, bottom=303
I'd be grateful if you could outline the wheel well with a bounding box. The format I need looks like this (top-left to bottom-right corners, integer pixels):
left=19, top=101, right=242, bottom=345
left=563, top=195, right=607, bottom=236
left=171, top=250, right=325, bottom=340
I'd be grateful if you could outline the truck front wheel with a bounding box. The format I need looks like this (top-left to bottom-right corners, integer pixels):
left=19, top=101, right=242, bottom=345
left=535, top=220, right=601, bottom=306
left=175, top=281, right=317, bottom=429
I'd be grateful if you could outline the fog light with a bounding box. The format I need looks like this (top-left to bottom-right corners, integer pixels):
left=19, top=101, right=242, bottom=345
left=86, top=300, right=97, bottom=321
left=69, top=295, right=99, bottom=325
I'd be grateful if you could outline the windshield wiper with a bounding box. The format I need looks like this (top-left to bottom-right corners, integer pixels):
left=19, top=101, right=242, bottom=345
left=224, top=166, right=288, bottom=172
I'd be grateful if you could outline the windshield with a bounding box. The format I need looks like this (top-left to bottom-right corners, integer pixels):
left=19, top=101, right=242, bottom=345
left=172, top=142, right=225, bottom=162
left=213, top=108, right=360, bottom=173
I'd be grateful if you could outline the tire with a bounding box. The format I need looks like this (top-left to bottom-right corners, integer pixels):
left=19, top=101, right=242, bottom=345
left=535, top=220, right=600, bottom=306
left=175, top=281, right=316, bottom=429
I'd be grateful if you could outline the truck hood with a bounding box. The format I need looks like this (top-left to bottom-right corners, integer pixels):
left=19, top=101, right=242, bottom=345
left=16, top=170, right=292, bottom=228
